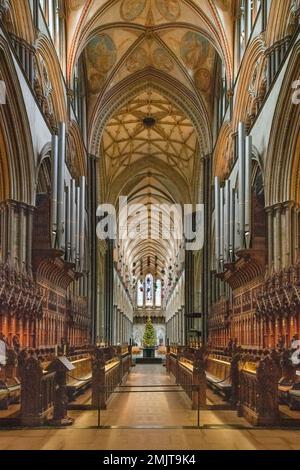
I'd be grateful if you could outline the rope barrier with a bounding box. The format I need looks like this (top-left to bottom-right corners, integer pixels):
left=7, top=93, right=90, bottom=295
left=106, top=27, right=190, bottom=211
left=67, top=374, right=92, bottom=382
left=207, top=374, right=231, bottom=385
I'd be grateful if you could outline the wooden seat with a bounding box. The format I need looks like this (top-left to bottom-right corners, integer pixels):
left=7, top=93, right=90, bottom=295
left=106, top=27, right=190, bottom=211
left=278, top=378, right=294, bottom=404
left=205, top=355, right=232, bottom=400
left=0, top=378, right=21, bottom=410
left=288, top=383, right=300, bottom=410
left=66, top=355, right=92, bottom=401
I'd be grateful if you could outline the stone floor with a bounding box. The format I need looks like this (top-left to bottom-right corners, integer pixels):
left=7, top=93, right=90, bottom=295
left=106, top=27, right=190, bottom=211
left=1, top=364, right=300, bottom=450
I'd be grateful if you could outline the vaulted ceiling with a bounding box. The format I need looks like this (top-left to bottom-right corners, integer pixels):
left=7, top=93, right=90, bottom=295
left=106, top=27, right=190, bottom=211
left=66, top=0, right=234, bottom=304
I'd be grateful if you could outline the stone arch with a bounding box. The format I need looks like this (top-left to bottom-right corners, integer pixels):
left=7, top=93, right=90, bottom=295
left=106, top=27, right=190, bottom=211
left=266, top=0, right=300, bottom=46
left=0, top=37, right=35, bottom=204
left=67, top=4, right=232, bottom=86
left=265, top=40, right=300, bottom=206
left=67, top=120, right=87, bottom=178
left=233, top=36, right=267, bottom=131
left=35, top=142, right=52, bottom=194
left=89, top=70, right=212, bottom=158
left=2, top=0, right=35, bottom=43
left=35, top=34, right=67, bottom=124
left=213, top=122, right=234, bottom=180
left=107, top=158, right=191, bottom=206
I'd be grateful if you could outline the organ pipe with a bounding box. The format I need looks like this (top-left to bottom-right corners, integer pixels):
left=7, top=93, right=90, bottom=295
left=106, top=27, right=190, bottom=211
left=235, top=191, right=239, bottom=251
left=224, top=179, right=231, bottom=264
left=220, top=186, right=224, bottom=270
left=230, top=188, right=235, bottom=261
left=65, top=185, right=71, bottom=261
left=76, top=185, right=81, bottom=267
left=245, top=135, right=252, bottom=249
left=214, top=177, right=220, bottom=271
left=238, top=122, right=246, bottom=249
left=79, top=176, right=86, bottom=271
left=51, top=133, right=58, bottom=247
left=57, top=122, right=66, bottom=249
left=70, top=178, right=76, bottom=264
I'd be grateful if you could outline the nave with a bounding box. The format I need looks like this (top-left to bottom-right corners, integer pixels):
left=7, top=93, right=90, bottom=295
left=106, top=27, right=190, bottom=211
left=0, top=0, right=300, bottom=452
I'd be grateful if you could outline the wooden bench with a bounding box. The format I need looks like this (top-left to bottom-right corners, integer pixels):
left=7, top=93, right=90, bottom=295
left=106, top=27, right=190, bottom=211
left=205, top=354, right=232, bottom=400
left=66, top=355, right=92, bottom=400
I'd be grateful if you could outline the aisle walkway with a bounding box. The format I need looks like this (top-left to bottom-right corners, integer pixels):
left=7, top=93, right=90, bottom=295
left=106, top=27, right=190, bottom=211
left=1, top=365, right=300, bottom=450
left=97, top=364, right=195, bottom=427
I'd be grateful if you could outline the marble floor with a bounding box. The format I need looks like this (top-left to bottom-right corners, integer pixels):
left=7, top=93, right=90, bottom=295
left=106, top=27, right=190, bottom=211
left=1, top=364, right=300, bottom=450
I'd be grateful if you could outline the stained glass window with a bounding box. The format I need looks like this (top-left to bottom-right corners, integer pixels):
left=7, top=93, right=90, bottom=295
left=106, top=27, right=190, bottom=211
left=155, top=279, right=162, bottom=307
left=137, top=279, right=144, bottom=307
left=145, top=274, right=153, bottom=307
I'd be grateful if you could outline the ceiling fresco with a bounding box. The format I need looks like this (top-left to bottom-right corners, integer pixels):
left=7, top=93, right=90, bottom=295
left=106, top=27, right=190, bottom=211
left=82, top=0, right=219, bottom=109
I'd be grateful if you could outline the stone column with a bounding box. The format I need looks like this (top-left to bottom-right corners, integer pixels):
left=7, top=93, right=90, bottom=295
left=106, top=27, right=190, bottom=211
left=185, top=251, right=194, bottom=343
left=273, top=204, right=282, bottom=272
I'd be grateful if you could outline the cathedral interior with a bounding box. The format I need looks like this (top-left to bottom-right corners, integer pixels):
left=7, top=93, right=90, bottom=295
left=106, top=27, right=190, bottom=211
left=0, top=0, right=300, bottom=452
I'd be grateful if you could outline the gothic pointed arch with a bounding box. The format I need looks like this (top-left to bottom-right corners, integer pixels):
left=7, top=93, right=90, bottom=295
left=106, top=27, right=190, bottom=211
left=35, top=34, right=68, bottom=125
left=265, top=39, right=300, bottom=206
left=0, top=37, right=35, bottom=204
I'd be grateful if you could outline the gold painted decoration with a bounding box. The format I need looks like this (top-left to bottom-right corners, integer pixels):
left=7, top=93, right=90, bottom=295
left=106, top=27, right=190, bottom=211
left=155, top=0, right=180, bottom=22
left=121, top=0, right=146, bottom=21
left=180, top=32, right=209, bottom=71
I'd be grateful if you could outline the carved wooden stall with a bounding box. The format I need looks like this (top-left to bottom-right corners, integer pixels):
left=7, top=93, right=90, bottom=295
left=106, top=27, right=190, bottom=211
left=0, top=348, right=21, bottom=409
left=237, top=351, right=281, bottom=426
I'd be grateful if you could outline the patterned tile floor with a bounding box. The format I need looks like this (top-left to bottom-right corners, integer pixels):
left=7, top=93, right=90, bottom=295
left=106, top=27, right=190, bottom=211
left=1, top=365, right=300, bottom=450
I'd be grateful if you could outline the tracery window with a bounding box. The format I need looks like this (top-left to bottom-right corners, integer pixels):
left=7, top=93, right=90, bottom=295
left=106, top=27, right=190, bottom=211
left=155, top=279, right=162, bottom=308
left=136, top=275, right=162, bottom=308
left=145, top=274, right=154, bottom=307
left=137, top=279, right=144, bottom=307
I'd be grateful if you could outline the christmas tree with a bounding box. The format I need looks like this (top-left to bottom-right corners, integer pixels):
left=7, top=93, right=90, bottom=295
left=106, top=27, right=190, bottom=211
left=143, top=317, right=157, bottom=347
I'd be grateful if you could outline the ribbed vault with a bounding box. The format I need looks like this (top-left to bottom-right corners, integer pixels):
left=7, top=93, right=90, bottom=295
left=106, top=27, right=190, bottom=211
left=71, top=0, right=229, bottom=307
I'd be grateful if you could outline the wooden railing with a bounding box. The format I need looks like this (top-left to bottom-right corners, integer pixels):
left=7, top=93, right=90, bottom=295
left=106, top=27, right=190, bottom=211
left=1, top=345, right=132, bottom=422
left=177, top=359, right=193, bottom=401
left=91, top=346, right=132, bottom=410
left=103, top=358, right=122, bottom=405
left=166, top=346, right=206, bottom=409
